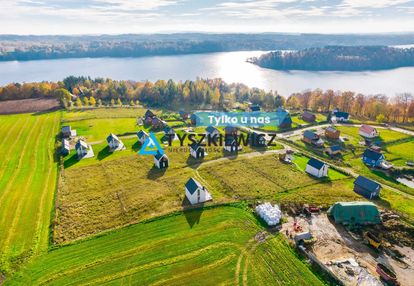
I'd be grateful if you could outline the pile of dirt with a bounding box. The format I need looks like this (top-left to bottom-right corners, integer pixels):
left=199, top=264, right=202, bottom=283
left=373, top=218, right=414, bottom=248
left=0, top=98, right=60, bottom=114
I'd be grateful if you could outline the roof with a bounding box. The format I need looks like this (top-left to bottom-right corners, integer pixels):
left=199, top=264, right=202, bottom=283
left=62, top=126, right=71, bottom=132
left=106, top=133, right=119, bottom=143
left=206, top=126, right=218, bottom=133
left=360, top=125, right=376, bottom=134
left=224, top=125, right=238, bottom=133
left=250, top=104, right=260, bottom=111
left=329, top=145, right=341, bottom=152
left=190, top=142, right=203, bottom=151
left=137, top=130, right=148, bottom=139
left=307, top=158, right=326, bottom=170
left=225, top=136, right=237, bottom=146
left=185, top=177, right=204, bottom=195
left=280, top=114, right=292, bottom=125
left=302, top=111, right=316, bottom=120
left=154, top=151, right=167, bottom=160
left=334, top=201, right=377, bottom=208
left=145, top=109, right=155, bottom=118
left=164, top=125, right=173, bottom=133
left=303, top=130, right=318, bottom=140
left=363, top=149, right=384, bottom=161
left=354, top=176, right=381, bottom=192
left=334, top=111, right=349, bottom=118
left=326, top=126, right=338, bottom=133
left=75, top=139, right=88, bottom=150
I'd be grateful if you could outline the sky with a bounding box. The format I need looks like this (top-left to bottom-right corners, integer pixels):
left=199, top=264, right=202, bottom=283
left=1, top=0, right=414, bottom=35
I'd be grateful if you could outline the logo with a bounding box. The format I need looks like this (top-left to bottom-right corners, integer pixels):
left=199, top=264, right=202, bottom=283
left=139, top=132, right=164, bottom=155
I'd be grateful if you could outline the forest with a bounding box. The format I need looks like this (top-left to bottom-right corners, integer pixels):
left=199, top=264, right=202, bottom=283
left=252, top=46, right=414, bottom=71
left=1, top=33, right=414, bottom=61
left=0, top=76, right=413, bottom=123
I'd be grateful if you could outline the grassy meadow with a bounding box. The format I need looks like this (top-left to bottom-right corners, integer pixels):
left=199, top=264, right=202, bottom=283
left=7, top=206, right=324, bottom=286
left=0, top=111, right=60, bottom=274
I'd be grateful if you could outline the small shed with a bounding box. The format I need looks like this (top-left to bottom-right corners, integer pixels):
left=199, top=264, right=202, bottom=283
left=137, top=130, right=149, bottom=144
left=306, top=158, right=328, bottom=178
left=164, top=126, right=176, bottom=137
left=144, top=109, right=155, bottom=119
left=327, top=202, right=381, bottom=225
left=294, top=231, right=312, bottom=244
left=107, top=133, right=125, bottom=151
left=224, top=125, right=238, bottom=137
left=185, top=177, right=212, bottom=205
left=154, top=152, right=169, bottom=169
left=325, top=126, right=340, bottom=139
left=362, top=149, right=385, bottom=167
left=325, top=145, right=341, bottom=156
left=354, top=176, right=381, bottom=199
left=302, top=110, right=316, bottom=123
left=179, top=110, right=189, bottom=120
left=303, top=130, right=324, bottom=147
left=189, top=142, right=205, bottom=159
left=190, top=113, right=199, bottom=125
left=359, top=125, right=379, bottom=138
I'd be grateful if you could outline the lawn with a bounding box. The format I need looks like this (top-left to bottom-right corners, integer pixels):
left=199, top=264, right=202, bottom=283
left=0, top=111, right=60, bottom=274
left=292, top=154, right=348, bottom=180
left=6, top=206, right=324, bottom=286
left=62, top=107, right=148, bottom=122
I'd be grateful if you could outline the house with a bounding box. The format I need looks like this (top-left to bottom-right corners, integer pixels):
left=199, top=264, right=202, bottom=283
left=362, top=149, right=385, bottom=167
left=151, top=117, right=164, bottom=130
left=61, top=139, right=70, bottom=156
left=250, top=132, right=266, bottom=147
left=224, top=136, right=241, bottom=152
left=359, top=125, right=379, bottom=138
left=224, top=125, right=238, bottom=137
left=302, top=110, right=316, bottom=123
left=144, top=109, right=156, bottom=120
left=179, top=110, right=189, bottom=120
left=325, top=126, right=340, bottom=140
left=61, top=126, right=77, bottom=138
left=189, top=142, right=205, bottom=159
left=302, top=130, right=324, bottom=147
left=164, top=126, right=176, bottom=137
left=154, top=152, right=169, bottom=169
left=75, top=139, right=94, bottom=159
left=137, top=130, right=149, bottom=144
left=106, top=133, right=125, bottom=151
left=185, top=177, right=212, bottom=205
left=205, top=126, right=220, bottom=141
left=327, top=202, right=381, bottom=225
left=190, top=113, right=199, bottom=125
left=249, top=104, right=261, bottom=112
left=305, top=158, right=328, bottom=178
left=333, top=111, right=350, bottom=122
left=277, top=108, right=292, bottom=129
left=354, top=176, right=381, bottom=199
left=325, top=145, right=341, bottom=156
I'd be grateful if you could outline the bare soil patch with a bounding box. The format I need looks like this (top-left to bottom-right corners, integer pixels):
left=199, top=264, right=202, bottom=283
left=0, top=98, right=60, bottom=114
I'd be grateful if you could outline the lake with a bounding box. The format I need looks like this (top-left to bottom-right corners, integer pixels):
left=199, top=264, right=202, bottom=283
left=1, top=51, right=414, bottom=96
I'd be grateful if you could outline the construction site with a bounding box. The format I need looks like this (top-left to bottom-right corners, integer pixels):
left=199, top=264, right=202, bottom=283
left=281, top=204, right=414, bottom=286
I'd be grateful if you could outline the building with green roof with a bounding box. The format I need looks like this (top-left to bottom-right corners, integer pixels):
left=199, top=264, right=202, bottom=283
left=327, top=202, right=381, bottom=226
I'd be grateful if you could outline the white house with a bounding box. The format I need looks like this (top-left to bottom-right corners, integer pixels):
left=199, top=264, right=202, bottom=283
left=185, top=177, right=212, bottom=205
left=137, top=130, right=149, bottom=144
left=75, top=139, right=94, bottom=160
left=154, top=152, right=169, bottom=169
left=106, top=133, right=125, bottom=152
left=305, top=158, right=328, bottom=178
left=359, top=125, right=379, bottom=138
left=190, top=142, right=205, bottom=159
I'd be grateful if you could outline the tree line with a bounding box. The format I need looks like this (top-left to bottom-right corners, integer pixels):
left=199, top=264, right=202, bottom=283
left=252, top=46, right=414, bottom=71
left=0, top=76, right=412, bottom=123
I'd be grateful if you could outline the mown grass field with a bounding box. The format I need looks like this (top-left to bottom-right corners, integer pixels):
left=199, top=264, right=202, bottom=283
left=7, top=206, right=324, bottom=286
left=0, top=111, right=60, bottom=274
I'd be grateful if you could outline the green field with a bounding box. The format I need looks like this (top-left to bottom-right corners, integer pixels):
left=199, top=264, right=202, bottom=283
left=0, top=112, right=60, bottom=274
left=6, top=206, right=324, bottom=286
